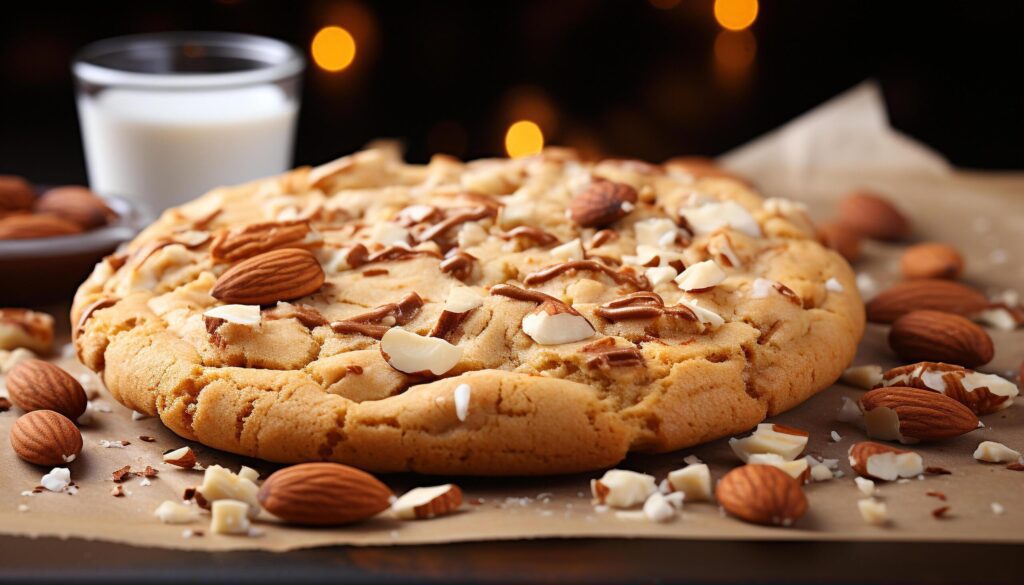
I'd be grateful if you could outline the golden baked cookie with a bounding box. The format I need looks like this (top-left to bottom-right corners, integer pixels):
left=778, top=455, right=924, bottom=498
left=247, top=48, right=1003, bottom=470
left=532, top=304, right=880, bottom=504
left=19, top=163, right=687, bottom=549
left=72, top=145, right=864, bottom=475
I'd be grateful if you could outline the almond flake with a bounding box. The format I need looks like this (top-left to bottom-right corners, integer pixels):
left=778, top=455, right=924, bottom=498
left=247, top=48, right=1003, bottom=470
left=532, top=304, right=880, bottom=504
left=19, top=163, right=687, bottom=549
left=453, top=384, right=471, bottom=422
left=680, top=201, right=761, bottom=237
left=203, top=304, right=261, bottom=326
left=973, top=441, right=1021, bottom=463
left=675, top=260, right=726, bottom=292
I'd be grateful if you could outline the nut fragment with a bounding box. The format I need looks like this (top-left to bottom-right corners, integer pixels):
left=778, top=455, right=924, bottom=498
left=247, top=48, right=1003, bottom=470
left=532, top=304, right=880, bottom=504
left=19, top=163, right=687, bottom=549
left=901, top=243, right=964, bottom=280
left=674, top=260, right=726, bottom=292
left=876, top=362, right=1018, bottom=415
left=258, top=462, right=394, bottom=526
left=679, top=200, right=761, bottom=238
left=591, top=469, right=657, bottom=508
left=9, top=410, right=83, bottom=466
left=154, top=500, right=200, bottom=524
left=0, top=308, right=54, bottom=353
left=521, top=300, right=595, bottom=345
left=715, top=465, right=807, bottom=527
left=729, top=423, right=809, bottom=462
left=666, top=464, right=713, bottom=502
left=210, top=500, right=251, bottom=535
left=747, top=453, right=810, bottom=481
left=857, top=498, right=889, bottom=526
left=196, top=464, right=261, bottom=518
left=841, top=364, right=883, bottom=390
left=889, top=311, right=993, bottom=368
left=973, top=441, right=1021, bottom=464
left=202, top=304, right=261, bottom=327
left=163, top=446, right=198, bottom=469
left=391, top=484, right=463, bottom=520
left=568, top=180, right=638, bottom=228
left=859, top=386, right=979, bottom=443
left=854, top=477, right=876, bottom=497
left=5, top=359, right=88, bottom=419
left=848, top=442, right=923, bottom=481
left=379, top=328, right=463, bottom=375
left=0, top=214, right=83, bottom=239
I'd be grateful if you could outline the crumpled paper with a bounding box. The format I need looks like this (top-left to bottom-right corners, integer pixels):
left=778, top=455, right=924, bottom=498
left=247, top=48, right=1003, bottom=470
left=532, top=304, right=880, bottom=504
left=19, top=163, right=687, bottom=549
left=1, top=82, right=1022, bottom=551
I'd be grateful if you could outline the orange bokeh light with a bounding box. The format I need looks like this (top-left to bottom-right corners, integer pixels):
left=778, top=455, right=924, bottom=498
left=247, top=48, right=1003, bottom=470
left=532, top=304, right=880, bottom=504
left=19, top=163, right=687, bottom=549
left=311, top=26, right=356, bottom=72
left=505, top=121, right=544, bottom=158
left=714, top=0, right=758, bottom=31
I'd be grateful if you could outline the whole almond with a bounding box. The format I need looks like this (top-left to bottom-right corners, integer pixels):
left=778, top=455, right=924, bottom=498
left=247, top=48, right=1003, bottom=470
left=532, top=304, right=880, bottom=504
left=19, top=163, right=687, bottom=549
left=258, top=462, right=393, bottom=526
left=568, top=180, right=638, bottom=228
left=0, top=214, right=83, bottom=240
left=210, top=220, right=316, bottom=263
left=34, top=186, right=114, bottom=230
left=10, top=410, right=83, bottom=466
left=211, top=248, right=325, bottom=305
left=865, top=279, right=988, bottom=324
left=715, top=464, right=807, bottom=527
left=847, top=442, right=916, bottom=479
left=6, top=359, right=88, bottom=419
left=837, top=190, right=910, bottom=241
left=860, top=386, right=979, bottom=442
left=901, top=243, right=964, bottom=280
left=0, top=175, right=36, bottom=212
left=889, top=310, right=993, bottom=368
left=816, top=220, right=862, bottom=263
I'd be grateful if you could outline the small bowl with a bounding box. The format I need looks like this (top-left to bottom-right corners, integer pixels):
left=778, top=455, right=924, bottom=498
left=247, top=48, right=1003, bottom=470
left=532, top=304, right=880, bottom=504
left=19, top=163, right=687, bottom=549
left=0, top=195, right=151, bottom=305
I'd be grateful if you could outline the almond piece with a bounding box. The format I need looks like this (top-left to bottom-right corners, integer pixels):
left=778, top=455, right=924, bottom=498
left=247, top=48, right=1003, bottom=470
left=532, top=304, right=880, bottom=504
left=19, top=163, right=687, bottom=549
left=837, top=190, right=910, bottom=241
left=6, top=359, right=88, bottom=419
left=211, top=248, right=325, bottom=305
left=0, top=308, right=54, bottom=353
left=747, top=453, right=810, bottom=482
left=848, top=441, right=923, bottom=481
left=666, top=464, right=713, bottom=502
left=34, top=186, right=115, bottom=230
left=591, top=469, right=657, bottom=508
left=973, top=441, right=1021, bottom=464
left=380, top=328, right=463, bottom=375
left=729, top=423, right=809, bottom=462
left=0, top=175, right=35, bottom=212
left=877, top=362, right=1018, bottom=415
left=889, top=310, right=993, bottom=368
left=210, top=500, right=251, bottom=535
left=392, top=484, right=463, bottom=520
left=0, top=214, right=83, bottom=240
left=163, top=446, right=198, bottom=469
left=816, top=220, right=862, bottom=263
left=715, top=464, right=807, bottom=527
left=675, top=260, right=726, bottom=292
left=9, top=410, right=83, bottom=466
left=258, top=462, right=394, bottom=526
left=859, top=386, right=979, bottom=443
left=210, top=220, right=317, bottom=263
left=196, top=464, right=261, bottom=517
left=865, top=280, right=989, bottom=324
left=521, top=300, right=595, bottom=345
left=901, top=243, right=964, bottom=280
left=568, top=180, right=638, bottom=228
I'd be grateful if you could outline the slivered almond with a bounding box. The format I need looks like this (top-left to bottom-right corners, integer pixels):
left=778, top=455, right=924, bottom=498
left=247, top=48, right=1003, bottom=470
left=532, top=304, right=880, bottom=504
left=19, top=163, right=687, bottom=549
left=392, top=484, right=463, bottom=520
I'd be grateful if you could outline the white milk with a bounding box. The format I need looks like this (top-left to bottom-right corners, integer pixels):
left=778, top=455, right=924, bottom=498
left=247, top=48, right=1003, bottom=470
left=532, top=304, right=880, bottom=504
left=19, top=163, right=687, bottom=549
left=78, top=84, right=297, bottom=212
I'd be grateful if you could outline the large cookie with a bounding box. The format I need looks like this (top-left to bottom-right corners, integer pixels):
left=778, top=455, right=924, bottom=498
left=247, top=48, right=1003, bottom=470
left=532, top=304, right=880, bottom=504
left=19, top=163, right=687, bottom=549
left=72, top=146, right=864, bottom=475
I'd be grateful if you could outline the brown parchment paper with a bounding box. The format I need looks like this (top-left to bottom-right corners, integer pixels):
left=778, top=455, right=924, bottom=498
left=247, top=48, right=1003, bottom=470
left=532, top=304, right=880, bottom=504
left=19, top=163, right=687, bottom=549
left=1, top=82, right=1022, bottom=551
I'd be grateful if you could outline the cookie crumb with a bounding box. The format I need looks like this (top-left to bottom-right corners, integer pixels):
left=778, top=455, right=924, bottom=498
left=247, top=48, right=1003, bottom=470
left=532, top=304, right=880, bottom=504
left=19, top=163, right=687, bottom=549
left=925, top=466, right=952, bottom=475
left=111, top=485, right=126, bottom=497
left=926, top=490, right=947, bottom=501
left=139, top=435, right=157, bottom=443
left=991, top=502, right=1005, bottom=515
left=99, top=439, right=129, bottom=448
left=931, top=506, right=951, bottom=519
left=112, top=465, right=133, bottom=483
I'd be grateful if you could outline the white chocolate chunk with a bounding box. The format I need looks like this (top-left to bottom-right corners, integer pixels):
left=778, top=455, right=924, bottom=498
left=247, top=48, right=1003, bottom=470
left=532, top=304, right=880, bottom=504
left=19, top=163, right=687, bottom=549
left=825, top=277, right=844, bottom=293
left=40, top=467, right=71, bottom=492
left=237, top=466, right=260, bottom=483
left=729, top=423, right=809, bottom=462
left=549, top=238, right=584, bottom=261
left=841, top=365, right=883, bottom=390
left=854, top=477, right=876, bottom=497
left=380, top=328, right=463, bottom=375
left=748, top=453, right=809, bottom=480
left=675, top=260, right=726, bottom=291
left=203, top=304, right=261, bottom=326
left=809, top=464, right=834, bottom=482
left=521, top=305, right=595, bottom=345
left=645, top=266, right=678, bottom=286
left=591, top=469, right=657, bottom=508
left=634, top=218, right=682, bottom=248
left=155, top=500, right=200, bottom=524
left=679, top=201, right=761, bottom=237
left=210, top=499, right=251, bottom=535
left=443, top=286, right=483, bottom=313
left=858, top=498, right=889, bottom=526
left=196, top=465, right=261, bottom=518
left=642, top=492, right=676, bottom=523
left=370, top=222, right=411, bottom=247
left=973, top=441, right=1021, bottom=463
left=666, top=464, right=712, bottom=502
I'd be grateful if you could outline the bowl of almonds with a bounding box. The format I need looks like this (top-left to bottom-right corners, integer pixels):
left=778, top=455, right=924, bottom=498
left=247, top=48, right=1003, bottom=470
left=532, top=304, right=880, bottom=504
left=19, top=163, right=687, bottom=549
left=0, top=175, right=150, bottom=303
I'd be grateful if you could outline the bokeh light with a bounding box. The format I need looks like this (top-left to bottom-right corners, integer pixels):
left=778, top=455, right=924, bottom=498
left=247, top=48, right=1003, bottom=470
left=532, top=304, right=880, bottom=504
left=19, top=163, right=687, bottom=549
left=714, top=0, right=758, bottom=31
left=713, top=29, right=757, bottom=87
left=505, top=121, right=544, bottom=158
left=311, top=26, right=357, bottom=72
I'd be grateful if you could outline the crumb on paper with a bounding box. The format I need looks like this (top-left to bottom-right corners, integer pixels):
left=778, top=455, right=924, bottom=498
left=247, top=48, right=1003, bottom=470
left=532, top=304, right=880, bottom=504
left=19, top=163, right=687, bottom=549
left=17, top=504, right=29, bottom=513
left=830, top=430, right=842, bottom=442
left=40, top=468, right=71, bottom=493
left=991, top=502, right=1005, bottom=515
left=99, top=439, right=129, bottom=448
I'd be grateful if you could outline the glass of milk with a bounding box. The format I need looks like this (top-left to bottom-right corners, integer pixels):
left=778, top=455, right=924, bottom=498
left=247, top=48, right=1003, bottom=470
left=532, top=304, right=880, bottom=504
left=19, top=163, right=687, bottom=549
left=73, top=32, right=304, bottom=213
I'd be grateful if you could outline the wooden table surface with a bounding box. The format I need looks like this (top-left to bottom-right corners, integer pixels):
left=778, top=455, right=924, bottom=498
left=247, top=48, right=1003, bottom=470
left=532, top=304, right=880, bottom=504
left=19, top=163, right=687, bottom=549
left=1, top=535, right=1020, bottom=583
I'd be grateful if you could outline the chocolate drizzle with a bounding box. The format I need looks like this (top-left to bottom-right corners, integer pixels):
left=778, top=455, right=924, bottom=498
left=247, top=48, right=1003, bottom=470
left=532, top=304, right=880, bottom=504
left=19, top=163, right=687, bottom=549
left=75, top=297, right=119, bottom=337
left=489, top=284, right=585, bottom=318
left=522, top=260, right=649, bottom=290
left=588, top=229, right=619, bottom=248
left=498, top=226, right=559, bottom=247
left=365, top=246, right=442, bottom=264
left=330, top=292, right=424, bottom=339
left=439, top=249, right=477, bottom=281
left=416, top=206, right=498, bottom=244
left=595, top=291, right=697, bottom=322
left=773, top=282, right=804, bottom=308
left=263, top=303, right=329, bottom=328
left=581, top=337, right=645, bottom=370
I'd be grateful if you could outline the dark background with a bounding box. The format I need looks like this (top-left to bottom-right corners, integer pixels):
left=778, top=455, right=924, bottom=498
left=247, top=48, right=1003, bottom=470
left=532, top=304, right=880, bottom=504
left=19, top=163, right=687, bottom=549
left=2, top=0, right=1023, bottom=186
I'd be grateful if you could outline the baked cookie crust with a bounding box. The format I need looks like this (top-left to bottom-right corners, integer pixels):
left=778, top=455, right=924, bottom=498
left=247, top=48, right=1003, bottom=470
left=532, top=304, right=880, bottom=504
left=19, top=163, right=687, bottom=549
left=72, top=146, right=864, bottom=475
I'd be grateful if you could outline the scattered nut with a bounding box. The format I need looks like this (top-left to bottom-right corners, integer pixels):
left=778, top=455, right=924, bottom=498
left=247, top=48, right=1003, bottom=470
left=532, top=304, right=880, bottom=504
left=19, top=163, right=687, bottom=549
left=715, top=465, right=807, bottom=527
left=837, top=190, right=909, bottom=241
left=391, top=484, right=463, bottom=520
left=591, top=469, right=657, bottom=508
left=889, top=310, right=994, bottom=368
left=0, top=308, right=54, bottom=354
left=729, top=423, right=809, bottom=462
left=258, top=462, right=394, bottom=526
left=901, top=243, right=964, bottom=280
left=5, top=359, right=88, bottom=419
left=9, top=410, right=83, bottom=466
left=163, top=446, right=198, bottom=469
left=379, top=327, right=463, bottom=375
left=848, top=442, right=923, bottom=481
left=859, top=386, right=979, bottom=443
left=865, top=279, right=989, bottom=324
left=973, top=441, right=1021, bottom=464
left=816, top=221, right=862, bottom=263
left=666, top=464, right=713, bottom=502
left=841, top=364, right=883, bottom=390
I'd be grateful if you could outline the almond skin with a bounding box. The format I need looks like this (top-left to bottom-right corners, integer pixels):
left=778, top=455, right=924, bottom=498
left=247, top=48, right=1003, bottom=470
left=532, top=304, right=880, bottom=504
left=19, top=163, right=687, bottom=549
left=34, top=186, right=114, bottom=230
left=10, top=410, right=83, bottom=466
left=860, top=386, right=979, bottom=442
left=816, top=220, right=862, bottom=263
left=258, top=462, right=393, bottom=526
left=210, top=220, right=316, bottom=263
left=889, top=310, right=993, bottom=368
left=0, top=214, right=83, bottom=240
left=6, top=359, right=88, bottom=419
left=837, top=190, right=910, bottom=241
left=211, top=248, right=325, bottom=305
left=865, top=279, right=989, bottom=324
left=715, top=464, right=807, bottom=527
left=847, top=441, right=912, bottom=479
left=901, top=243, right=964, bottom=280
left=568, top=180, right=638, bottom=228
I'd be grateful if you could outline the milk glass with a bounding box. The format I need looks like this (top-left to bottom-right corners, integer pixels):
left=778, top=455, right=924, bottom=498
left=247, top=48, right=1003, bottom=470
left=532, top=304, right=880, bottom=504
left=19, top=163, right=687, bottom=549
left=73, top=32, right=304, bottom=213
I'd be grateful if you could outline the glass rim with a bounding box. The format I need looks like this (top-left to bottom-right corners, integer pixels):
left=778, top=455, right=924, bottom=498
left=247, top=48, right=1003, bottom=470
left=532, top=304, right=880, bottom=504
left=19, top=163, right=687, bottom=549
left=72, top=31, right=305, bottom=90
